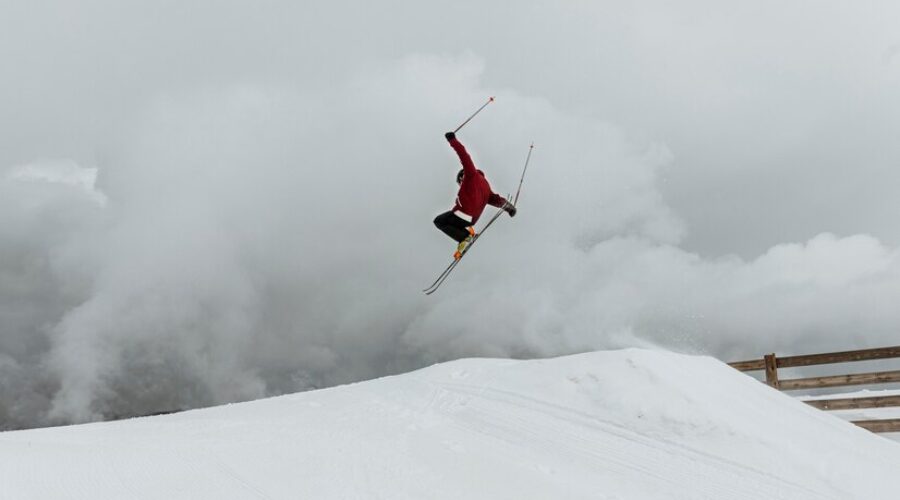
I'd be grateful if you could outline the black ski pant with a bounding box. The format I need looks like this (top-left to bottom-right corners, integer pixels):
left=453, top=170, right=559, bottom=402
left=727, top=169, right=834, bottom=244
left=433, top=211, right=472, bottom=243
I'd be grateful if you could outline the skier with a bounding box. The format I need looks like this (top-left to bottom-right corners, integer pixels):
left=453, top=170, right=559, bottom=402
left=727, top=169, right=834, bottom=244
left=433, top=131, right=517, bottom=259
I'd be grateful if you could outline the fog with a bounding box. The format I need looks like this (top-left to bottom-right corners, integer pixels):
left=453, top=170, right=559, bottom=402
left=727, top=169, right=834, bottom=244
left=2, top=1, right=899, bottom=428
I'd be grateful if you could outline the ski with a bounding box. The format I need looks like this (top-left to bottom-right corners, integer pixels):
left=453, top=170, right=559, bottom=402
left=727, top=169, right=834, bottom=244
left=422, top=208, right=505, bottom=295
left=421, top=257, right=461, bottom=296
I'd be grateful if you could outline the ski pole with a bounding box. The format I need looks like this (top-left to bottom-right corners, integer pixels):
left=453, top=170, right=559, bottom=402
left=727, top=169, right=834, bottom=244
left=513, top=142, right=533, bottom=206
left=454, top=97, right=495, bottom=133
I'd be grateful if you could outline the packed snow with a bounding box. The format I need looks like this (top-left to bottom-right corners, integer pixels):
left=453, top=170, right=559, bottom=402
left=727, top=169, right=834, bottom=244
left=2, top=349, right=899, bottom=499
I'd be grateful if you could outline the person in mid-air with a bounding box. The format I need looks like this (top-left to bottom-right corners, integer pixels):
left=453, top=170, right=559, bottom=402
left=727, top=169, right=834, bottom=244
left=433, top=131, right=517, bottom=259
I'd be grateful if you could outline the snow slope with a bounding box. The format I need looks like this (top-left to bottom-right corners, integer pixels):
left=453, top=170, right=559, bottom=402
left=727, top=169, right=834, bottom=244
left=2, top=349, right=900, bottom=499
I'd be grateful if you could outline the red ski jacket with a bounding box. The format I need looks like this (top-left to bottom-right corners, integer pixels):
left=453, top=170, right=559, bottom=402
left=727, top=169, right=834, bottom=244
left=448, top=138, right=507, bottom=225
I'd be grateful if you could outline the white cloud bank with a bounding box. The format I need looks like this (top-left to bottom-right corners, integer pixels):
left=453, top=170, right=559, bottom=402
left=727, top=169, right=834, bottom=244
left=1, top=56, right=898, bottom=428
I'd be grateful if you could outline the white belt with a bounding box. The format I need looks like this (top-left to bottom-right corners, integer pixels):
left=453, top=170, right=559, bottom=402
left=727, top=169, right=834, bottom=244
left=454, top=209, right=473, bottom=222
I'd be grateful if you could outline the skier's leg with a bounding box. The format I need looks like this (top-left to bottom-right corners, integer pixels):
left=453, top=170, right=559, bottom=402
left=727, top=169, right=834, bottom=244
left=433, top=211, right=472, bottom=242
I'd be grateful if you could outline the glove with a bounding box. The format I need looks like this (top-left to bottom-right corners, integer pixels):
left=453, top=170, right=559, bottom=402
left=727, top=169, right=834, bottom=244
left=445, top=131, right=456, bottom=142
left=503, top=201, right=517, bottom=217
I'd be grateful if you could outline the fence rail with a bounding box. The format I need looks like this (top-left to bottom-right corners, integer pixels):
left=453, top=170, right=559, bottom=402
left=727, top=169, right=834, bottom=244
left=729, top=346, right=900, bottom=371
left=729, top=346, right=900, bottom=434
left=852, top=418, right=900, bottom=433
left=804, top=395, right=900, bottom=411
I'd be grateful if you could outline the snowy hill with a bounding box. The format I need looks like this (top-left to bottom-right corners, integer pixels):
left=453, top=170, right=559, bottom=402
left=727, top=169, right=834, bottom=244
left=2, top=349, right=900, bottom=499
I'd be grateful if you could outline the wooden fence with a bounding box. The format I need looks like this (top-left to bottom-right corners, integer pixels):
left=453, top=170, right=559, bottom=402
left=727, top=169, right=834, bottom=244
left=729, top=346, right=900, bottom=433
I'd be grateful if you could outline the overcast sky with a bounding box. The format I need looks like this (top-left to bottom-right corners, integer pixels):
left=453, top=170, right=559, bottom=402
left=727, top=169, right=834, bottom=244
left=2, top=0, right=900, bottom=429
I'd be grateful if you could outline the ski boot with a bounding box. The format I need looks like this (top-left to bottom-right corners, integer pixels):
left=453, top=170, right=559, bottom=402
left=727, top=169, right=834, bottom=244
left=453, top=227, right=476, bottom=260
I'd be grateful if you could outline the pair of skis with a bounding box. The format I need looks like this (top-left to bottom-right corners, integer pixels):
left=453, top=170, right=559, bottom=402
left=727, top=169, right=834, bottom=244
left=423, top=139, right=534, bottom=295
left=422, top=207, right=506, bottom=295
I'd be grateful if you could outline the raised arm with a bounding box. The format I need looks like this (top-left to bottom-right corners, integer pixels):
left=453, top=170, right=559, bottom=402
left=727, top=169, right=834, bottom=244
left=445, top=132, right=478, bottom=177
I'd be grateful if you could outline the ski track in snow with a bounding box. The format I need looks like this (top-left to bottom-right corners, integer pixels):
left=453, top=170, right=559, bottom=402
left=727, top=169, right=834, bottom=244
left=1, top=349, right=900, bottom=499
left=431, top=381, right=830, bottom=500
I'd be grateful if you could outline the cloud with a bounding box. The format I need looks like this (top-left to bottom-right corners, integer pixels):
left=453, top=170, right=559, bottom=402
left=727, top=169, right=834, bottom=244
left=2, top=54, right=900, bottom=429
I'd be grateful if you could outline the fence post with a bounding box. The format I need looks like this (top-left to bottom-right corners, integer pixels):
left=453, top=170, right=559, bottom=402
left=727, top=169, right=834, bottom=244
left=764, top=353, right=780, bottom=389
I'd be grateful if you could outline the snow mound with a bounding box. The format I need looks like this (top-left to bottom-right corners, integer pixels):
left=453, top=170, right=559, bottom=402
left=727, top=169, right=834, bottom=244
left=2, top=349, right=899, bottom=499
